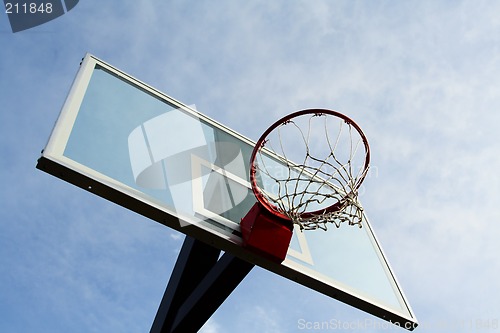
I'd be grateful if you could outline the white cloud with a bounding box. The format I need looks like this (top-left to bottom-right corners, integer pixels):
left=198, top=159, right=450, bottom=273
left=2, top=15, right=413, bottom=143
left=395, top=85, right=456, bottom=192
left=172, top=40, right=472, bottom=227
left=235, top=305, right=282, bottom=333
left=200, top=318, right=222, bottom=333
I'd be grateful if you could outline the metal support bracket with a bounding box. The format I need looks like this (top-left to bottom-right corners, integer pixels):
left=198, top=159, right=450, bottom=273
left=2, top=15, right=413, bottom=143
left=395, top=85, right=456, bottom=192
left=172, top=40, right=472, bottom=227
left=150, top=236, right=255, bottom=333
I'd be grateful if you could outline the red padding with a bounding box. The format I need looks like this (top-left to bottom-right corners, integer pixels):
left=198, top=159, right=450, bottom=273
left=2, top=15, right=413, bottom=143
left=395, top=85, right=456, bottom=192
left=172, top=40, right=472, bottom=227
left=240, top=203, right=293, bottom=263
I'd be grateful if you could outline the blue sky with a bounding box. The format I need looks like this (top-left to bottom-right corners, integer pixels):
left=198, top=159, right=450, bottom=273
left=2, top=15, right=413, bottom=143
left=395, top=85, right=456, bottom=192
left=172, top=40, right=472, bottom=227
left=2, top=1, right=500, bottom=332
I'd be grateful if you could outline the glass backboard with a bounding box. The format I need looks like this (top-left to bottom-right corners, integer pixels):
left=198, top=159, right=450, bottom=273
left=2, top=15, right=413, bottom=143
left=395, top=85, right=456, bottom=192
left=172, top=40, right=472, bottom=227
left=37, top=53, right=417, bottom=330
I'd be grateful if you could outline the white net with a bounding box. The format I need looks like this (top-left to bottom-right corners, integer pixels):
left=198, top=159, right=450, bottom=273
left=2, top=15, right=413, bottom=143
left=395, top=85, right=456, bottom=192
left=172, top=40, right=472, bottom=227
left=253, top=111, right=369, bottom=231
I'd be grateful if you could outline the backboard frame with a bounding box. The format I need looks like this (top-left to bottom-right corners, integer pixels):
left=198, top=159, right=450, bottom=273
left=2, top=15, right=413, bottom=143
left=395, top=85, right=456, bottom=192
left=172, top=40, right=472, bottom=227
left=36, top=53, right=418, bottom=330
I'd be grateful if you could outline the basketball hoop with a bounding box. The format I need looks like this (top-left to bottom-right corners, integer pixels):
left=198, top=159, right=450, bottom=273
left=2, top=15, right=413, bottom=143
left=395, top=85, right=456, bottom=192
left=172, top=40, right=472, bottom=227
left=249, top=109, right=370, bottom=231
left=241, top=109, right=370, bottom=262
